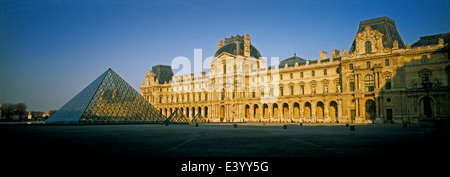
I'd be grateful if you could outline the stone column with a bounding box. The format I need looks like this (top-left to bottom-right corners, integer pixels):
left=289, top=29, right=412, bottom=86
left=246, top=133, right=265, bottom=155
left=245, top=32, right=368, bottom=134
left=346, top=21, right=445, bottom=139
left=337, top=99, right=343, bottom=122
left=324, top=102, right=329, bottom=122
left=311, top=102, right=317, bottom=122
left=299, top=101, right=303, bottom=122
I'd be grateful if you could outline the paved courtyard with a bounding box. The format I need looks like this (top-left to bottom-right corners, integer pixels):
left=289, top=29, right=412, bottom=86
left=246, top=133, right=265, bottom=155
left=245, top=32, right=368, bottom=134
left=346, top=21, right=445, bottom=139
left=1, top=123, right=449, bottom=157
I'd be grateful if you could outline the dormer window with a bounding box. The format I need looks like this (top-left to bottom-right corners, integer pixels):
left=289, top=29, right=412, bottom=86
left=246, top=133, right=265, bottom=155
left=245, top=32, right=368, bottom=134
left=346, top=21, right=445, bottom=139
left=365, top=41, right=372, bottom=53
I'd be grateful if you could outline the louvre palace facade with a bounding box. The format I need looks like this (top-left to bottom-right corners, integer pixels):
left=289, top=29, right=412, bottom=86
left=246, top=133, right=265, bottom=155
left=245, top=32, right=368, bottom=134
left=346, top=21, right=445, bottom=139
left=141, top=17, right=450, bottom=124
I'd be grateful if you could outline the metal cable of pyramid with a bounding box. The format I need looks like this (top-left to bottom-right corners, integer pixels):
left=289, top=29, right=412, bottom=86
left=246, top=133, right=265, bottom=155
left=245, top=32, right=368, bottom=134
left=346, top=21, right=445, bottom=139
left=163, top=108, right=191, bottom=124
left=45, top=68, right=166, bottom=124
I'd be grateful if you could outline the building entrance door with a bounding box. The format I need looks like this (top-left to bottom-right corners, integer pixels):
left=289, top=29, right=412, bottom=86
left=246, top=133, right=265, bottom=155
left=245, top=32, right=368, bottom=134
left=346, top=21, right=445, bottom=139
left=386, top=109, right=392, bottom=122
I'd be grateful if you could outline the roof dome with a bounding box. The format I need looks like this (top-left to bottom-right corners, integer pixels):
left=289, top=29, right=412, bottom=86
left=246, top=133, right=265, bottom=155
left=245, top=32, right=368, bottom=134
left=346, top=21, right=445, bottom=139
left=280, top=53, right=306, bottom=65
left=214, top=43, right=261, bottom=58
left=213, top=34, right=261, bottom=59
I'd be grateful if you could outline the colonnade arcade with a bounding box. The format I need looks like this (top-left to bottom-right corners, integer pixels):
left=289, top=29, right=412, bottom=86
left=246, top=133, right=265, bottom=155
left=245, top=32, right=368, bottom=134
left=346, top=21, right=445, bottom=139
left=158, top=96, right=383, bottom=123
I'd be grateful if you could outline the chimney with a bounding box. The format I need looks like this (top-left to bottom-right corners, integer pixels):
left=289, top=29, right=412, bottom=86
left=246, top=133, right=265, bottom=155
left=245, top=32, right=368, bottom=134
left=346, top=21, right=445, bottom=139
left=218, top=40, right=224, bottom=49
left=332, top=49, right=340, bottom=58
left=320, top=51, right=328, bottom=59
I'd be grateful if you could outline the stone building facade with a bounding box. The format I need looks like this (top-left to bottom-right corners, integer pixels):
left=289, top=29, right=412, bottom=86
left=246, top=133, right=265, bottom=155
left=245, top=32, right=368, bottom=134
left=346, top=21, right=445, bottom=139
left=141, top=17, right=450, bottom=123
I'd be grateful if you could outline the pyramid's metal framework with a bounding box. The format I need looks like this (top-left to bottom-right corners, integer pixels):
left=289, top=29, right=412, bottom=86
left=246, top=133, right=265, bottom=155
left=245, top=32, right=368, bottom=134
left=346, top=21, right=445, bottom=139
left=192, top=112, right=207, bottom=123
left=45, top=68, right=166, bottom=124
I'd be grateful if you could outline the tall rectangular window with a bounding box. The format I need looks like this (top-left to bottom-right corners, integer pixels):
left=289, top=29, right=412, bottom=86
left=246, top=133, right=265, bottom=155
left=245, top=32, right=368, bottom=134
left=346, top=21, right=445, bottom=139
left=422, top=55, right=428, bottom=63
left=312, top=70, right=315, bottom=77
left=324, top=69, right=327, bottom=75
left=349, top=78, right=355, bottom=91
left=349, top=63, right=354, bottom=70
left=300, top=85, right=305, bottom=94
left=290, top=73, right=293, bottom=79
left=300, top=72, right=304, bottom=78
left=280, top=87, right=284, bottom=96
left=385, top=76, right=391, bottom=89
left=365, top=75, right=375, bottom=92
left=290, top=86, right=294, bottom=95
left=385, top=59, right=390, bottom=66
left=366, top=61, right=371, bottom=69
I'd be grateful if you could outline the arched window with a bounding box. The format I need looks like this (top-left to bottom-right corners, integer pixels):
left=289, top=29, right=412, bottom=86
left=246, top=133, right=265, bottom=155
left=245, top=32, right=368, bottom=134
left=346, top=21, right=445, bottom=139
left=365, top=74, right=375, bottom=92
left=365, top=41, right=372, bottom=53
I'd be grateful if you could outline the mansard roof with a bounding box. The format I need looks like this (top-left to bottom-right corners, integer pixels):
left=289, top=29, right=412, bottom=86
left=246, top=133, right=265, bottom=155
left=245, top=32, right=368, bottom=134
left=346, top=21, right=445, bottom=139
left=349, top=16, right=405, bottom=53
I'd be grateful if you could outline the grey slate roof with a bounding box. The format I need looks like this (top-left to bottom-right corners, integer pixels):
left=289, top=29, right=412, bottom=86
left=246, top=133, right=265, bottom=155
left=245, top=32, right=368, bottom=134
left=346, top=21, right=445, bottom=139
left=411, top=33, right=450, bottom=47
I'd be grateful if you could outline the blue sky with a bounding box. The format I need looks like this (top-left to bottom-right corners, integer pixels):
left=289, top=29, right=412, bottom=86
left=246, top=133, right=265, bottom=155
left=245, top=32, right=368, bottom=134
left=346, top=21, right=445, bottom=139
left=1, top=0, right=449, bottom=111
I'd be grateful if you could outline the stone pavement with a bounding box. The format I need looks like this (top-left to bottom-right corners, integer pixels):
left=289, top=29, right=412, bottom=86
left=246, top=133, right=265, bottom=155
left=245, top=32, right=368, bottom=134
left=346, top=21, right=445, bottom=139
left=1, top=123, right=449, bottom=157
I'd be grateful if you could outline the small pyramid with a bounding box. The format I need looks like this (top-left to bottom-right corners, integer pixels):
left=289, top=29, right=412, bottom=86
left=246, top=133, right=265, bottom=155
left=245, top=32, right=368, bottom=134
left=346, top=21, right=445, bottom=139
left=192, top=112, right=207, bottom=123
left=163, top=108, right=191, bottom=124
left=46, top=68, right=166, bottom=124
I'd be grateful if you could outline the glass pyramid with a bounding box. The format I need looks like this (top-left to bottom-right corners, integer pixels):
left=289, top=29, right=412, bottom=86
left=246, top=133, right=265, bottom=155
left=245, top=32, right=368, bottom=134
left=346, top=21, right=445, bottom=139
left=192, top=112, right=207, bottom=123
left=163, top=108, right=191, bottom=124
left=46, top=68, right=166, bottom=124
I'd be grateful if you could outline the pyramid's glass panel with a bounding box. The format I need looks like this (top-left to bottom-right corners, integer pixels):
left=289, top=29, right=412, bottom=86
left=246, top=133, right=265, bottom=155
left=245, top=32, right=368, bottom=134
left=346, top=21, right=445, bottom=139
left=45, top=70, right=108, bottom=124
left=46, top=69, right=166, bottom=124
left=78, top=69, right=165, bottom=124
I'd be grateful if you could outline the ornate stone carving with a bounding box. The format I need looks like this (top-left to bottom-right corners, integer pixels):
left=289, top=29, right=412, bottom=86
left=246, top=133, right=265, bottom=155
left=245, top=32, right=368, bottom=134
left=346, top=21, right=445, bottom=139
left=393, top=40, right=399, bottom=49
left=354, top=26, right=384, bottom=55
left=244, top=34, right=251, bottom=57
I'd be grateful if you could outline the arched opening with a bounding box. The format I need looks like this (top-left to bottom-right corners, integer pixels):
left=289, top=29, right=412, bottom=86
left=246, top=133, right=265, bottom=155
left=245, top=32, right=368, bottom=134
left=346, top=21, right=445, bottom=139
left=263, top=104, right=269, bottom=118
left=283, top=103, right=289, bottom=119
left=304, top=102, right=311, bottom=119
left=192, top=107, right=195, bottom=118
left=245, top=105, right=250, bottom=118
left=273, top=103, right=279, bottom=119
left=170, top=108, right=173, bottom=115
left=204, top=106, right=208, bottom=118
left=316, top=101, right=324, bottom=119
left=365, top=99, right=376, bottom=120
left=254, top=104, right=260, bottom=118
left=329, top=101, right=338, bottom=120
left=198, top=107, right=202, bottom=117
left=293, top=102, right=300, bottom=119
left=186, top=107, right=190, bottom=118
left=164, top=108, right=168, bottom=117
left=181, top=107, right=184, bottom=115
left=420, top=97, right=433, bottom=118
left=220, top=105, right=225, bottom=122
